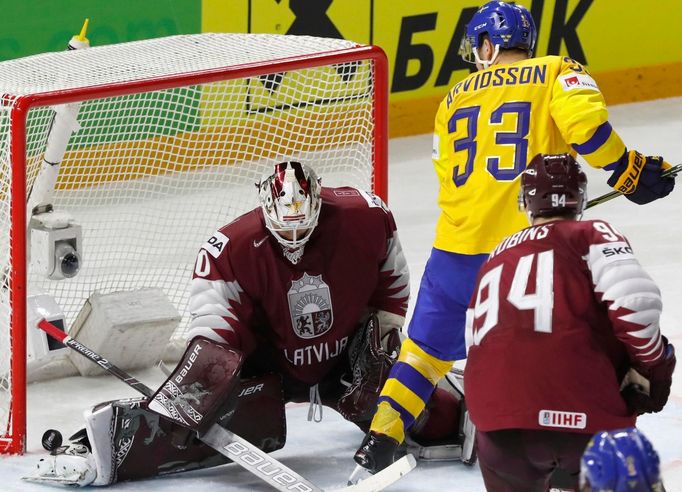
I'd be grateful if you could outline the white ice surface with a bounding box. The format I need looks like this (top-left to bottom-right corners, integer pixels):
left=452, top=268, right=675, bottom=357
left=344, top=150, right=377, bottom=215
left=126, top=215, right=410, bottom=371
left=1, top=97, right=682, bottom=490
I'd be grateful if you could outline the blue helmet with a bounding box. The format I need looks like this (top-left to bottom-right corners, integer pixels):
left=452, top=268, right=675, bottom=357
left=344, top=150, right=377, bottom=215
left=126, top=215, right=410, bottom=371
left=460, top=2, right=537, bottom=66
left=580, top=428, right=664, bottom=492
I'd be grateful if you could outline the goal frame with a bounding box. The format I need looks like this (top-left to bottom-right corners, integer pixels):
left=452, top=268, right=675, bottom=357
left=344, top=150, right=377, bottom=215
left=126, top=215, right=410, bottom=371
left=2, top=43, right=388, bottom=455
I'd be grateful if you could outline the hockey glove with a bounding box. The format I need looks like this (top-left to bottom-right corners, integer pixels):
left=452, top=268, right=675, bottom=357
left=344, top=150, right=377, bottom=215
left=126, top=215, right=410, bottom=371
left=607, top=150, right=675, bottom=204
left=621, top=342, right=676, bottom=415
left=337, top=312, right=401, bottom=423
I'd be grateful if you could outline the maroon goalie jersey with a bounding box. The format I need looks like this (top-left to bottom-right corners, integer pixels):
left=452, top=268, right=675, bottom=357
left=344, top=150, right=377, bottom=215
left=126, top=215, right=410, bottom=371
left=186, top=187, right=409, bottom=385
left=464, top=219, right=666, bottom=434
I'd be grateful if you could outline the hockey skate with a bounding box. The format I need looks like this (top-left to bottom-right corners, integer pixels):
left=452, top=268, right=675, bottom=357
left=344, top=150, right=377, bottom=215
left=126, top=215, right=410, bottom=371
left=24, top=442, right=97, bottom=487
left=349, top=431, right=403, bottom=484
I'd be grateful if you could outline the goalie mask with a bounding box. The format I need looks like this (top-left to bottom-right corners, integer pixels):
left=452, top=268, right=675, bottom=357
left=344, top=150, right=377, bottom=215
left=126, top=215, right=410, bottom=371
left=519, top=153, right=587, bottom=221
left=257, top=161, right=322, bottom=260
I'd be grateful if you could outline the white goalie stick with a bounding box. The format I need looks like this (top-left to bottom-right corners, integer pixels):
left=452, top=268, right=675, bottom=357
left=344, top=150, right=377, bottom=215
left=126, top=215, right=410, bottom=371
left=586, top=162, right=682, bottom=209
left=34, top=319, right=416, bottom=492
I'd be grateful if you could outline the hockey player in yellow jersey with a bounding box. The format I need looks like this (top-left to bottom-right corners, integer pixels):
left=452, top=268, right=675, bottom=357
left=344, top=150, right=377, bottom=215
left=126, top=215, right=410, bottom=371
left=353, top=0, right=676, bottom=475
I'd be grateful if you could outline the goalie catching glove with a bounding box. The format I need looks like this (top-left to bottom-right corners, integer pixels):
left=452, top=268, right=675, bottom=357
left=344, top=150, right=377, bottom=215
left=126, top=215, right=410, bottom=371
left=607, top=150, right=675, bottom=204
left=337, top=311, right=401, bottom=422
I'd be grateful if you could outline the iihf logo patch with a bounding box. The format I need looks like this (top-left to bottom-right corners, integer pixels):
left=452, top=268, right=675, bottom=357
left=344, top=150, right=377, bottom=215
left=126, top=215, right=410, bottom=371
left=538, top=409, right=586, bottom=429
left=287, top=273, right=334, bottom=339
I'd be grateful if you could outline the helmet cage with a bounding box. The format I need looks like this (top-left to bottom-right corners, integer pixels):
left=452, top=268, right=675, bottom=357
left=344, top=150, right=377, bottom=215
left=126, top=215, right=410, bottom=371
left=258, top=161, right=322, bottom=251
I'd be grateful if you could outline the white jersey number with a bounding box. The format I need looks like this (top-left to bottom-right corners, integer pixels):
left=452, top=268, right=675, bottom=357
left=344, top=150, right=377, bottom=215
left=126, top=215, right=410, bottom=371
left=471, top=250, right=554, bottom=345
left=194, top=250, right=211, bottom=277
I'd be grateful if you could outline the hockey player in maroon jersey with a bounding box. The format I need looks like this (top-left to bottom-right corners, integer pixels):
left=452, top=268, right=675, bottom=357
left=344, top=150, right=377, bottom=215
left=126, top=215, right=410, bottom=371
left=464, top=153, right=676, bottom=491
left=29, top=161, right=468, bottom=486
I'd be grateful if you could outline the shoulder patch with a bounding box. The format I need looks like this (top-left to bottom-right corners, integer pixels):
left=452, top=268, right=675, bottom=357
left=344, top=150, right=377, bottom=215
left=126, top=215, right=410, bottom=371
left=559, top=73, right=599, bottom=92
left=359, top=190, right=389, bottom=213
left=593, top=241, right=634, bottom=260
left=202, top=231, right=229, bottom=258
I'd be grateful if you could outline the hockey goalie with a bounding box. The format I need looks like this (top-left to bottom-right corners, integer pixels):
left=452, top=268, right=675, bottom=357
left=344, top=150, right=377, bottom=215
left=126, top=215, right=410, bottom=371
left=29, top=161, right=474, bottom=486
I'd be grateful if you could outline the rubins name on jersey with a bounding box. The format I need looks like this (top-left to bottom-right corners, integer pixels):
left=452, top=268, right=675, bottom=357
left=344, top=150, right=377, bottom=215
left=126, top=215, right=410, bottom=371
left=489, top=224, right=551, bottom=258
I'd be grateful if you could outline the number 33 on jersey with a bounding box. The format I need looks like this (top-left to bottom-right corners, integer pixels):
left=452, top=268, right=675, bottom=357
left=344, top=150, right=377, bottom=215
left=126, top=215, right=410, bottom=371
left=432, top=56, right=626, bottom=255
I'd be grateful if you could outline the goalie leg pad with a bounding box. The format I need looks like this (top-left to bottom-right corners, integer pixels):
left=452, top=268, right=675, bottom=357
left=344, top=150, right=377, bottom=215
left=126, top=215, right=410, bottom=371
left=60, top=373, right=286, bottom=485
left=406, top=371, right=476, bottom=464
left=225, top=372, right=287, bottom=453
left=50, top=374, right=286, bottom=485
left=84, top=397, right=229, bottom=485
left=148, top=336, right=244, bottom=432
left=26, top=443, right=96, bottom=487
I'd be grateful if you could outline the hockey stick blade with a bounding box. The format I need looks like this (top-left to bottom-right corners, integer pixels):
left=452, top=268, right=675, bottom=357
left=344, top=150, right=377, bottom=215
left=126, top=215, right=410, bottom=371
left=199, top=424, right=322, bottom=491
left=337, top=455, right=416, bottom=492
left=35, top=320, right=412, bottom=491
left=586, top=162, right=682, bottom=209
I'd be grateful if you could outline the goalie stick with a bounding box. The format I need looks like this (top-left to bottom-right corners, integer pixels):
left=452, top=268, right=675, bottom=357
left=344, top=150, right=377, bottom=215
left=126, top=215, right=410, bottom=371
left=34, top=319, right=416, bottom=492
left=586, top=162, right=682, bottom=209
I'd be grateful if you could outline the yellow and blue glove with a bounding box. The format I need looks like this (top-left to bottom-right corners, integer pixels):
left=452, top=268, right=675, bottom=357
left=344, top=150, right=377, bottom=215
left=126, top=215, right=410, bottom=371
left=607, top=150, right=675, bottom=204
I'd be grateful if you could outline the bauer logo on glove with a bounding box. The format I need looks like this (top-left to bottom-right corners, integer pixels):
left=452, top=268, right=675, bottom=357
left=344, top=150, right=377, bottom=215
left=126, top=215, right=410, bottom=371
left=607, top=150, right=675, bottom=204
left=611, top=151, right=646, bottom=194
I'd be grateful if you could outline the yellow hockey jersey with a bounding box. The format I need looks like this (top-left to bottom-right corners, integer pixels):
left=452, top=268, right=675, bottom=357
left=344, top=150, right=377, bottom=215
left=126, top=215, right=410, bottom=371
left=432, top=55, right=625, bottom=254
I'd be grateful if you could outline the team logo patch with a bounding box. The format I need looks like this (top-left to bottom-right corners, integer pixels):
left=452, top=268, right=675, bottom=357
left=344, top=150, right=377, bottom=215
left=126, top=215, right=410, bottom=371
left=202, top=231, right=229, bottom=258
left=287, top=273, right=334, bottom=339
left=559, top=73, right=599, bottom=92
left=538, top=409, right=587, bottom=430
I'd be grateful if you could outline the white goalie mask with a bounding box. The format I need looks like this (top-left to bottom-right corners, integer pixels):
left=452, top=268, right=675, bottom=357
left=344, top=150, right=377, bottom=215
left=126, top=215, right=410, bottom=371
left=257, top=161, right=322, bottom=255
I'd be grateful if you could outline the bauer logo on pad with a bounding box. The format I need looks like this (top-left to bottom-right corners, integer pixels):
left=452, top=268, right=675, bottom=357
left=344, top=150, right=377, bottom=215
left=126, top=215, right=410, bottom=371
left=559, top=73, right=599, bottom=92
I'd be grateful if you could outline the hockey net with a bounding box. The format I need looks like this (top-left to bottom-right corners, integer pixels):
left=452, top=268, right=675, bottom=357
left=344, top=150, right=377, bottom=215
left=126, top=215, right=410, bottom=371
left=0, top=33, right=387, bottom=453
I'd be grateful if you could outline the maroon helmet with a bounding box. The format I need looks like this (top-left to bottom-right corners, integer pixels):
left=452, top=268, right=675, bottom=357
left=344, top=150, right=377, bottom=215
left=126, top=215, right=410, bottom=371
left=520, top=153, right=587, bottom=218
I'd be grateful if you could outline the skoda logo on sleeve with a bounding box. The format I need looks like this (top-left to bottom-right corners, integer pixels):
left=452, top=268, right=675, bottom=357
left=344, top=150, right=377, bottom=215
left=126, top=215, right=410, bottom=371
left=287, top=273, right=334, bottom=339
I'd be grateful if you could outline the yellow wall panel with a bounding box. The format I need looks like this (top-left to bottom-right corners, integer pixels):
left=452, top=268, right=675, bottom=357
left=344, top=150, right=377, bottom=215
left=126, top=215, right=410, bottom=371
left=202, top=0, right=248, bottom=33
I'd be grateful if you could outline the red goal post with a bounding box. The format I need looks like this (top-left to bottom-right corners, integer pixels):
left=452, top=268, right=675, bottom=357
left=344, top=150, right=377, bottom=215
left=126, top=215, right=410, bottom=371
left=0, top=33, right=388, bottom=454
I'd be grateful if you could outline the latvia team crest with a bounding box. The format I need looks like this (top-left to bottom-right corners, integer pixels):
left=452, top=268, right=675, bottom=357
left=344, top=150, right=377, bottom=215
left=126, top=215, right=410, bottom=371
left=287, top=273, right=334, bottom=339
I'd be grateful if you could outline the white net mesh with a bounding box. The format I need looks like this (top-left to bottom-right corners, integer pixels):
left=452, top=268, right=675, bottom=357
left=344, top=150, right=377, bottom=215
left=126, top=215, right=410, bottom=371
left=0, top=33, right=382, bottom=453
